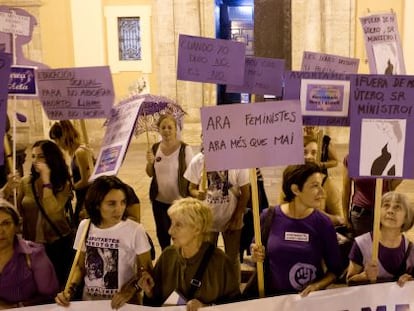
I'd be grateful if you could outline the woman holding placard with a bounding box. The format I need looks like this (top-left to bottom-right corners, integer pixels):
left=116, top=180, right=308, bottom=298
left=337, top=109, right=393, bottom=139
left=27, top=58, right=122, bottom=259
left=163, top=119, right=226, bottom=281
left=249, top=163, right=343, bottom=297
left=346, top=191, right=414, bottom=285
left=55, top=176, right=152, bottom=309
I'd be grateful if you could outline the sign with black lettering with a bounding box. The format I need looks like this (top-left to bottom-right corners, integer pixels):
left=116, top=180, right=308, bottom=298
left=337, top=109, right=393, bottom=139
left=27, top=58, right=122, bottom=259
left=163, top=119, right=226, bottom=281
left=200, top=101, right=303, bottom=171
left=36, top=66, right=114, bottom=120
left=177, top=34, right=245, bottom=85
left=349, top=74, right=414, bottom=178
left=360, top=12, right=405, bottom=74
left=226, top=56, right=285, bottom=96
left=301, top=51, right=359, bottom=74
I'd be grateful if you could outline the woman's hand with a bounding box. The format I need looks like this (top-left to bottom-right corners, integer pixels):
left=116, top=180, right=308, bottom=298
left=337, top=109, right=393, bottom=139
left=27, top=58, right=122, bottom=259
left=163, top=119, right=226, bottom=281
left=186, top=299, right=205, bottom=311
left=300, top=283, right=319, bottom=297
left=55, top=291, right=71, bottom=307
left=34, top=161, right=51, bottom=183
left=137, top=270, right=155, bottom=297
left=364, top=261, right=379, bottom=283
left=111, top=287, right=136, bottom=310
left=397, top=273, right=413, bottom=287
left=250, top=243, right=265, bottom=262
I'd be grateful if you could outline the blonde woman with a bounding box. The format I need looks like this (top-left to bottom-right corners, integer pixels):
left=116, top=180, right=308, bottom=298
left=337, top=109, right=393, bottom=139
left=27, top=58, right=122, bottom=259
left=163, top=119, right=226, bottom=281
left=138, top=198, right=240, bottom=310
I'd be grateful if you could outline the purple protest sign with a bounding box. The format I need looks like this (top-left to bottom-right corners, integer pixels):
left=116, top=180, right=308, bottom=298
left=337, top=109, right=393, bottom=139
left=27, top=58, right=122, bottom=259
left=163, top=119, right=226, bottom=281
left=360, top=13, right=405, bottom=74
left=301, top=51, right=359, bottom=74
left=37, top=66, right=114, bottom=120
left=284, top=71, right=351, bottom=126
left=8, top=66, right=37, bottom=96
left=90, top=98, right=144, bottom=181
left=349, top=74, right=414, bottom=179
left=226, top=56, right=285, bottom=96
left=201, top=101, right=304, bottom=171
left=0, top=52, right=12, bottom=165
left=177, top=34, right=245, bottom=85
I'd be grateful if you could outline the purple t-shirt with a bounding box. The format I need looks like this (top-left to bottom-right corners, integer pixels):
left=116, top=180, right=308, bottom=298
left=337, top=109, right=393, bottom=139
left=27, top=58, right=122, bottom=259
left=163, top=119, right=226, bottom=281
left=263, top=206, right=342, bottom=294
left=0, top=238, right=59, bottom=304
left=349, top=232, right=406, bottom=277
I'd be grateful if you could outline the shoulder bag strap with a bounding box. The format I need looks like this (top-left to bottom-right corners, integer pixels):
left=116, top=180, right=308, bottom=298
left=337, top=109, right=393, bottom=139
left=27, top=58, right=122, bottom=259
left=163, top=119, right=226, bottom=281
left=31, top=180, right=63, bottom=238
left=261, top=206, right=276, bottom=247
left=187, top=243, right=215, bottom=299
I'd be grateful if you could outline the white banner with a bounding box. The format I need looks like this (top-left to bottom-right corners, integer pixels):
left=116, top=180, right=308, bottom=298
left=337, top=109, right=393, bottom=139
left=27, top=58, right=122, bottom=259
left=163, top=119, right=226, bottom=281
left=10, top=281, right=414, bottom=310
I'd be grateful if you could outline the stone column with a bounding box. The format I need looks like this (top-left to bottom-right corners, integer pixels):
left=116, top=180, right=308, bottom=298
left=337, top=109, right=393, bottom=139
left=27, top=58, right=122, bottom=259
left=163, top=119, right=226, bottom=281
left=153, top=0, right=215, bottom=125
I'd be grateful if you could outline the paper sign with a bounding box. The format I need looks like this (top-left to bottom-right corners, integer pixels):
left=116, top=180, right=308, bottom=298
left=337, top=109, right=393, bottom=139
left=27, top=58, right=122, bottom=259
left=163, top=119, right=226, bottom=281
left=90, top=98, right=144, bottom=181
left=37, top=66, right=114, bottom=120
left=284, top=71, right=352, bottom=126
left=226, top=56, right=285, bottom=96
left=349, top=74, right=414, bottom=179
left=301, top=51, right=359, bottom=74
left=201, top=101, right=304, bottom=171
left=8, top=66, right=37, bottom=96
left=0, top=11, right=30, bottom=36
left=360, top=12, right=405, bottom=74
left=177, top=34, right=245, bottom=85
left=0, top=52, right=12, bottom=165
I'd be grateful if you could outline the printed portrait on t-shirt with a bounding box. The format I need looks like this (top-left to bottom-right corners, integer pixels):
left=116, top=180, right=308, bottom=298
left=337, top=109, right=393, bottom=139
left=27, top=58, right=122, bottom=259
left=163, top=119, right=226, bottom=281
left=85, top=236, right=120, bottom=297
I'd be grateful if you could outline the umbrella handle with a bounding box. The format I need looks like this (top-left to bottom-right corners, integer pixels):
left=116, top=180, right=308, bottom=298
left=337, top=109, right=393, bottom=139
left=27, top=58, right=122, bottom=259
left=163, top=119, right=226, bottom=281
left=144, top=113, right=150, bottom=148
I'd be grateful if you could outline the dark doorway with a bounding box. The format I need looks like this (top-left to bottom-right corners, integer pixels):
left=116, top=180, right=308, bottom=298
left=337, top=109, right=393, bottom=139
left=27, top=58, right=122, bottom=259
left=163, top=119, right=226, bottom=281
left=215, top=0, right=254, bottom=105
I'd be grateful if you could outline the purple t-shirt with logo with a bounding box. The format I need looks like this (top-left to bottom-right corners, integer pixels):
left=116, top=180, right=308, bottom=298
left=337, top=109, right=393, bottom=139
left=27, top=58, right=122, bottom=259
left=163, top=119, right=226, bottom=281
left=263, top=206, right=342, bottom=294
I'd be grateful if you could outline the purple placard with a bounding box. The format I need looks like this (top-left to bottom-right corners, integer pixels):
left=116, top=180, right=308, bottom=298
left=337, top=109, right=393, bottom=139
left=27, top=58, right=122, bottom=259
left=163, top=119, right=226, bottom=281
left=360, top=13, right=405, bottom=74
left=0, top=52, right=12, bottom=165
left=36, top=66, right=114, bottom=120
left=284, top=71, right=352, bottom=126
left=349, top=74, right=414, bottom=179
left=226, top=56, right=285, bottom=96
left=301, top=51, right=359, bottom=74
left=8, top=66, right=37, bottom=95
left=201, top=101, right=304, bottom=171
left=177, top=34, right=245, bottom=85
left=90, top=98, right=143, bottom=181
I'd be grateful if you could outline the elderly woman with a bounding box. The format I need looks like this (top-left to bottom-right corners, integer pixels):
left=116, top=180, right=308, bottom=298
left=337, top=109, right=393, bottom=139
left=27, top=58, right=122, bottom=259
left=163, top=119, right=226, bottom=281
left=0, top=198, right=59, bottom=308
left=251, top=163, right=343, bottom=297
left=138, top=197, right=240, bottom=310
left=347, top=191, right=414, bottom=285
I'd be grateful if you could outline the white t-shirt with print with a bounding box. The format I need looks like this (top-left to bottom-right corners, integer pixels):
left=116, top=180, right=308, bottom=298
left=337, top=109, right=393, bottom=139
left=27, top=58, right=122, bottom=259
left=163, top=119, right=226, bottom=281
left=74, top=219, right=151, bottom=299
left=184, top=152, right=250, bottom=232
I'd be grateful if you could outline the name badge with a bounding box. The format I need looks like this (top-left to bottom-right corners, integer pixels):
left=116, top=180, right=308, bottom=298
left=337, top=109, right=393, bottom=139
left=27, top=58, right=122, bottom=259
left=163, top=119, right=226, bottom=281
left=285, top=232, right=309, bottom=242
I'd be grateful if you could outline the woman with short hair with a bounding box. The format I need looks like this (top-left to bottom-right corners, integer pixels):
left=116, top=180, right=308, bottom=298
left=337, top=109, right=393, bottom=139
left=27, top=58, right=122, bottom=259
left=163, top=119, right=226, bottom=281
left=138, top=197, right=240, bottom=310
left=347, top=191, right=414, bottom=285
left=55, top=175, right=153, bottom=309
left=250, top=163, right=343, bottom=297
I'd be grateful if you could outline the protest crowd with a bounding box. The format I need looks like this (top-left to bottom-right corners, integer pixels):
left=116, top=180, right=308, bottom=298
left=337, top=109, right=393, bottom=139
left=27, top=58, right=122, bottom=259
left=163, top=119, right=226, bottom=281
left=1, top=2, right=414, bottom=311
